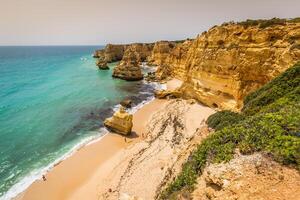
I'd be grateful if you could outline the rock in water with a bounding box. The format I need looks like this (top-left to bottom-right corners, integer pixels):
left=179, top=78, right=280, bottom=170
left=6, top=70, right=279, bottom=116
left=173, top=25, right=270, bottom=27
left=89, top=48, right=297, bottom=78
left=112, top=50, right=143, bottom=81
left=120, top=99, right=132, bottom=108
left=96, top=58, right=109, bottom=70
left=104, top=106, right=133, bottom=135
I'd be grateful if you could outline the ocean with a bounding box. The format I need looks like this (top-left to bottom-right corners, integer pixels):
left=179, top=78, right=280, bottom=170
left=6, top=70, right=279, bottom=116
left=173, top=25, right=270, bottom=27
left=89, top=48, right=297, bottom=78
left=0, top=46, right=159, bottom=199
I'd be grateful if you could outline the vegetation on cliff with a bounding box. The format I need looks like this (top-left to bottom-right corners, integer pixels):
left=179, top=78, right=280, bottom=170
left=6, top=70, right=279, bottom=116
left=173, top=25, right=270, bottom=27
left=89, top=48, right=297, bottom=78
left=236, top=17, right=300, bottom=28
left=160, top=62, right=300, bottom=199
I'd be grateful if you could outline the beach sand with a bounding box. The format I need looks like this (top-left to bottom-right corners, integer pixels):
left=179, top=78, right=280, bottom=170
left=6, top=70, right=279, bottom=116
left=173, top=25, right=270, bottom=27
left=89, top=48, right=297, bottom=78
left=16, top=98, right=168, bottom=200
left=16, top=79, right=215, bottom=200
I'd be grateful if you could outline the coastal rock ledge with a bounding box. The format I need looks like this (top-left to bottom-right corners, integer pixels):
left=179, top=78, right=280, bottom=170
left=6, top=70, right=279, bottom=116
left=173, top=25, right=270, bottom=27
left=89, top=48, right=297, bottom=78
left=104, top=106, right=133, bottom=135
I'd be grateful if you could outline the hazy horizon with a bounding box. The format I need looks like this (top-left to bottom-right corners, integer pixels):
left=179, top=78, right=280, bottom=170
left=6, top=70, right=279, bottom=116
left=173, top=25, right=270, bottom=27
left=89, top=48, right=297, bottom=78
left=0, top=0, right=299, bottom=46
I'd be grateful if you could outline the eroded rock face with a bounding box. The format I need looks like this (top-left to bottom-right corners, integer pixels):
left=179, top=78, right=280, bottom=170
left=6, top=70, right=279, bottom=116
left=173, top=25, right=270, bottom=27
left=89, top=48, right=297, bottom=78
left=155, top=40, right=193, bottom=80
left=157, top=22, right=300, bottom=110
left=125, top=43, right=154, bottom=63
left=95, top=21, right=300, bottom=110
left=96, top=58, right=109, bottom=70
left=112, top=50, right=144, bottom=81
left=147, top=41, right=176, bottom=67
left=104, top=106, right=133, bottom=135
left=94, top=44, right=127, bottom=63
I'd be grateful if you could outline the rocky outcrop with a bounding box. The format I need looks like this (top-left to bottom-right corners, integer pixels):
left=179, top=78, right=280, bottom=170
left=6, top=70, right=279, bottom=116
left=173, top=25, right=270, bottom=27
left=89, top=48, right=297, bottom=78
left=192, top=153, right=300, bottom=200
left=104, top=106, right=133, bottom=135
left=93, top=44, right=128, bottom=63
left=96, top=58, right=109, bottom=70
left=154, top=89, right=181, bottom=99
left=112, top=49, right=144, bottom=81
left=120, top=99, right=132, bottom=108
left=124, top=43, right=154, bottom=63
left=147, top=41, right=176, bottom=66
left=156, top=22, right=300, bottom=110
left=95, top=19, right=300, bottom=110
left=155, top=40, right=193, bottom=80
left=94, top=43, right=153, bottom=63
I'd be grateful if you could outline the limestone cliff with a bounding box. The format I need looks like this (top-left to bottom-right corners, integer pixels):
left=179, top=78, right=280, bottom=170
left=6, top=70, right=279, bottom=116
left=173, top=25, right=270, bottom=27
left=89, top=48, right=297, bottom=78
left=155, top=40, right=193, bottom=80
left=147, top=41, right=176, bottom=66
left=94, top=43, right=154, bottom=63
left=94, top=44, right=127, bottom=62
left=95, top=19, right=300, bottom=110
left=112, top=49, right=144, bottom=81
left=157, top=21, right=300, bottom=110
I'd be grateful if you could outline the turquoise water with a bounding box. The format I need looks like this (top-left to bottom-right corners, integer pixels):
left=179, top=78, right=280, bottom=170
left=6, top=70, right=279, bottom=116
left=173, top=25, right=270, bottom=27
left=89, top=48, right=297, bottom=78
left=0, top=46, right=156, bottom=199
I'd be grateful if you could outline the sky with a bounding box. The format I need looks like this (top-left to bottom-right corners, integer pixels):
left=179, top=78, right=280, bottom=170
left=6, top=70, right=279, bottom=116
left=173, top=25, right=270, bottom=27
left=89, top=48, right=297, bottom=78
left=0, top=0, right=299, bottom=46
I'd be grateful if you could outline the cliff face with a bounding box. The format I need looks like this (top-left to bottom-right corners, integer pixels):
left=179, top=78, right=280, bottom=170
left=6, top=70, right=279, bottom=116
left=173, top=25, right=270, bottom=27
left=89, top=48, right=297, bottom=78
left=157, top=22, right=300, bottom=110
left=95, top=20, right=300, bottom=110
left=124, top=43, right=154, bottom=63
left=147, top=41, right=176, bottom=66
left=94, top=43, right=154, bottom=63
left=94, top=44, right=127, bottom=62
left=155, top=40, right=193, bottom=80
left=112, top=49, right=144, bottom=81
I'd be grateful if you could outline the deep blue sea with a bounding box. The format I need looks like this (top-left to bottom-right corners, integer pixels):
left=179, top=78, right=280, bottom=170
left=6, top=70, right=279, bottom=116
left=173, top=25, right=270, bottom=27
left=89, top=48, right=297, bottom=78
left=0, top=46, right=157, bottom=199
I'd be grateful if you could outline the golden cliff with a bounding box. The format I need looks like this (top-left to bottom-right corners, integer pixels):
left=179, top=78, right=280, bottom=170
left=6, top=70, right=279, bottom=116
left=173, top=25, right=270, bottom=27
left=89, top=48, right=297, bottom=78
left=185, top=23, right=299, bottom=110
left=95, top=19, right=300, bottom=110
left=155, top=21, right=300, bottom=110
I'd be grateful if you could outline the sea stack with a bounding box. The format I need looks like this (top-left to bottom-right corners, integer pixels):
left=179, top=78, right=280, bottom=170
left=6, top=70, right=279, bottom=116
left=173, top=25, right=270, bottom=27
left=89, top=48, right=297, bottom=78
left=104, top=106, right=133, bottom=135
left=112, top=50, right=143, bottom=81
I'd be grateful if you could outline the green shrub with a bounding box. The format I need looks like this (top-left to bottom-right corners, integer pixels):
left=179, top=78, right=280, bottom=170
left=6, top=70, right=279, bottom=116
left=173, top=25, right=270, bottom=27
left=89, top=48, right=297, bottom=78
left=243, top=62, right=300, bottom=115
left=258, top=18, right=286, bottom=28
left=160, top=62, right=300, bottom=199
left=236, top=17, right=300, bottom=29
left=207, top=110, right=243, bottom=130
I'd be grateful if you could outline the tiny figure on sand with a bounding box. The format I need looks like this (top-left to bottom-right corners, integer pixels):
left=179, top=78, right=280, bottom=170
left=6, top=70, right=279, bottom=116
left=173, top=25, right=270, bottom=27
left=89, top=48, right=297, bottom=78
left=42, top=175, right=47, bottom=181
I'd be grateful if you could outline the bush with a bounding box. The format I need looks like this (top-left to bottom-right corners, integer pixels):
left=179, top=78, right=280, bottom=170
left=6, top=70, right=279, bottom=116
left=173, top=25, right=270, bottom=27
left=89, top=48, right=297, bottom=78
left=160, top=62, right=300, bottom=199
left=236, top=17, right=300, bottom=29
left=207, top=110, right=243, bottom=130
left=243, top=62, right=300, bottom=115
left=258, top=18, right=286, bottom=28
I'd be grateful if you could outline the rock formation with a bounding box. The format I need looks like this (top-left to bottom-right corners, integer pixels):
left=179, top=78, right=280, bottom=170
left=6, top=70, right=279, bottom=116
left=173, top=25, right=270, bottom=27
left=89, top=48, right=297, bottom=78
left=157, top=21, right=300, bottom=110
left=154, top=89, right=181, bottom=99
left=96, top=58, right=109, bottom=70
left=120, top=99, right=132, bottom=108
left=95, top=19, right=300, bottom=110
left=124, top=43, right=154, bottom=63
left=147, top=41, right=176, bottom=66
left=95, top=44, right=127, bottom=63
left=112, top=50, right=144, bottom=81
left=104, top=106, right=133, bottom=135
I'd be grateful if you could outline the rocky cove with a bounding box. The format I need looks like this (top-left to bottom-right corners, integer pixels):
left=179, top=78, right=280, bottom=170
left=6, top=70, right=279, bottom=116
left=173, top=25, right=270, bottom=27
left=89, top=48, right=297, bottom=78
left=17, top=18, right=300, bottom=200
left=91, top=18, right=300, bottom=199
left=94, top=19, right=300, bottom=111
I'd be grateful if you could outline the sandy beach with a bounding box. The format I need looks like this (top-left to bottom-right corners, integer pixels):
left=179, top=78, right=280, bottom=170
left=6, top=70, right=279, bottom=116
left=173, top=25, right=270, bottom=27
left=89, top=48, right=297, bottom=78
left=15, top=79, right=215, bottom=200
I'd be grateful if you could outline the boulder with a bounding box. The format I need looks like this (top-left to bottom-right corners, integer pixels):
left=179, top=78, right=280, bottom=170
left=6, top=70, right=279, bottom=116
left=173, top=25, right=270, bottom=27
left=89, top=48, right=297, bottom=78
left=104, top=106, right=133, bottom=135
left=144, top=72, right=157, bottom=82
left=120, top=99, right=132, bottom=108
left=154, top=89, right=181, bottom=99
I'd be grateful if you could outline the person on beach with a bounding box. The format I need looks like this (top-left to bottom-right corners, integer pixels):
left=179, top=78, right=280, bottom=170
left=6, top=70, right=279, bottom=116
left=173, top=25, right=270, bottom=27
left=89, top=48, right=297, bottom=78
left=42, top=175, right=47, bottom=181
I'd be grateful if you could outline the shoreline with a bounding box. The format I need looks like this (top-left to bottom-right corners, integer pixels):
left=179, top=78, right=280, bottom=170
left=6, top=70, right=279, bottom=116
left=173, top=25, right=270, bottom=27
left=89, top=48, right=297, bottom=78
left=12, top=80, right=176, bottom=200
left=15, top=99, right=169, bottom=200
